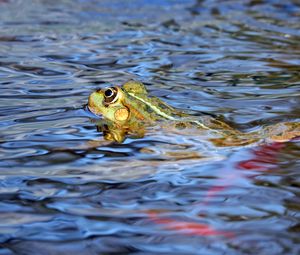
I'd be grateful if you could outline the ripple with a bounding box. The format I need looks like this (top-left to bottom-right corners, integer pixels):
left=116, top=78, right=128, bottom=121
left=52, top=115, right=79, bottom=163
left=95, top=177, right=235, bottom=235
left=0, top=0, right=300, bottom=254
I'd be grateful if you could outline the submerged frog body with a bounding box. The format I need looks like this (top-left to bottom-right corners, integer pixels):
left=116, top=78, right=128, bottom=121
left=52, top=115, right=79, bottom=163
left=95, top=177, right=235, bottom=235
left=88, top=80, right=300, bottom=145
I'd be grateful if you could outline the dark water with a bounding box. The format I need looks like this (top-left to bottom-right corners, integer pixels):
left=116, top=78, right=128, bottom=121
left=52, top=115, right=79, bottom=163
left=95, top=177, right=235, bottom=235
left=1, top=0, right=300, bottom=254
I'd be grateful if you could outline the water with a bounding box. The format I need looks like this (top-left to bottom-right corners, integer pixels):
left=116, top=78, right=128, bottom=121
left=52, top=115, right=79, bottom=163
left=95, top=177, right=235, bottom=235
left=0, top=0, right=300, bottom=254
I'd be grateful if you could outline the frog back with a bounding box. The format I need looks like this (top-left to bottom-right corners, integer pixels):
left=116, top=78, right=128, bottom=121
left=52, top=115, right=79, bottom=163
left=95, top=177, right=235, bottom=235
left=122, top=80, right=187, bottom=121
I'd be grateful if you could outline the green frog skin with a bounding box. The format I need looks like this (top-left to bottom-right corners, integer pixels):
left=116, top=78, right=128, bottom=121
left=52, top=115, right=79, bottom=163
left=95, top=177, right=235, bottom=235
left=88, top=80, right=300, bottom=144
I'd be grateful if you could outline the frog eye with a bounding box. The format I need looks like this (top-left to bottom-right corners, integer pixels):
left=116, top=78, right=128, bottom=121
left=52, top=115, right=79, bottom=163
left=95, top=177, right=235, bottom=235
left=104, top=87, right=118, bottom=104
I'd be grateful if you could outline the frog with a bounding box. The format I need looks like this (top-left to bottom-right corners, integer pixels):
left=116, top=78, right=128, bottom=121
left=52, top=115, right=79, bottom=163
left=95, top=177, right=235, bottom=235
left=88, top=80, right=300, bottom=145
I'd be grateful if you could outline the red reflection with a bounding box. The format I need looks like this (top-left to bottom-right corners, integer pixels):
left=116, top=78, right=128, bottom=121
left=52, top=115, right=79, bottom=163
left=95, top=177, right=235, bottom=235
left=147, top=212, right=233, bottom=238
left=145, top=140, right=295, bottom=238
left=237, top=142, right=285, bottom=171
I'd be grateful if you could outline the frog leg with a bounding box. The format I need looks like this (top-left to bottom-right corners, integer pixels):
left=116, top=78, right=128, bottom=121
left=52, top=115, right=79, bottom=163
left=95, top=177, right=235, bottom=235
left=263, top=122, right=300, bottom=142
left=209, top=134, right=260, bottom=147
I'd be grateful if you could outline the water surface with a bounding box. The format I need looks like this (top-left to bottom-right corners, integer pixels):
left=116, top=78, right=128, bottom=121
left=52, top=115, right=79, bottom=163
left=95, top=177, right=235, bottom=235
left=0, top=0, right=300, bottom=254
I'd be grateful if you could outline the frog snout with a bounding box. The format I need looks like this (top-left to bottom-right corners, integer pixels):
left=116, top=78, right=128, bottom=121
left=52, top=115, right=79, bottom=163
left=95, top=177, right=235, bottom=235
left=88, top=92, right=104, bottom=116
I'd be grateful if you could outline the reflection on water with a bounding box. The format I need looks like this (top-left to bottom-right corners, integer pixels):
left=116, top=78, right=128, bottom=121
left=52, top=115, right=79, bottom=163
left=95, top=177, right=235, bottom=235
left=0, top=0, right=300, bottom=254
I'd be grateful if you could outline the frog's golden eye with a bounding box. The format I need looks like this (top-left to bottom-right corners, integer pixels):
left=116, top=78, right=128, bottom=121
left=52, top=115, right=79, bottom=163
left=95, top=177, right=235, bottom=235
left=104, top=87, right=118, bottom=104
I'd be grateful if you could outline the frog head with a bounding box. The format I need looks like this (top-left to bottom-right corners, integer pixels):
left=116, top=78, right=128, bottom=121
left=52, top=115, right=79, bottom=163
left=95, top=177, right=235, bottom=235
left=88, top=80, right=174, bottom=125
left=88, top=80, right=155, bottom=142
left=88, top=85, right=130, bottom=124
left=88, top=80, right=187, bottom=142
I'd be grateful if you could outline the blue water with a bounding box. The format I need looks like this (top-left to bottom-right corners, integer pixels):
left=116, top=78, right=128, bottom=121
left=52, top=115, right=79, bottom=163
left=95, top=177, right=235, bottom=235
left=0, top=0, right=300, bottom=254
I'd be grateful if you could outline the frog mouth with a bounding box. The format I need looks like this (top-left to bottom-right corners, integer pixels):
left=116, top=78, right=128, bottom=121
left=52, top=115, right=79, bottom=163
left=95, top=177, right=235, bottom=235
left=87, top=104, right=100, bottom=116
